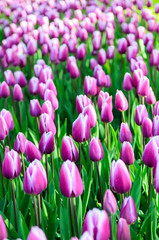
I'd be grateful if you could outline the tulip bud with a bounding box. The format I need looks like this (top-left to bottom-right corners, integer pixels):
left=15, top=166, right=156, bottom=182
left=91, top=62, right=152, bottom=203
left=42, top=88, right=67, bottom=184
left=89, top=137, right=104, bottom=162
left=103, top=189, right=117, bottom=215
left=97, top=48, right=107, bottom=65
left=84, top=76, right=97, bottom=96
left=24, top=159, right=47, bottom=195
left=142, top=137, right=158, bottom=167
left=152, top=116, right=159, bottom=136
left=120, top=196, right=137, bottom=225
left=4, top=69, right=16, bottom=86
left=145, top=87, right=156, bottom=105
left=93, top=36, right=101, bottom=51
left=14, top=132, right=26, bottom=154
left=61, top=136, right=79, bottom=162
left=13, top=84, right=23, bottom=101
left=123, top=73, right=133, bottom=91
left=116, top=218, right=131, bottom=240
left=39, top=66, right=53, bottom=83
left=120, top=123, right=133, bottom=143
left=120, top=142, right=134, bottom=165
left=0, top=82, right=10, bottom=98
left=98, top=91, right=111, bottom=112
left=2, top=149, right=21, bottom=179
left=135, top=105, right=148, bottom=126
left=25, top=140, right=42, bottom=162
left=150, top=49, right=159, bottom=66
left=1, top=109, right=14, bottom=131
left=76, top=95, right=92, bottom=114
left=117, top=38, right=127, bottom=54
left=107, top=46, right=115, bottom=59
left=76, top=43, right=86, bottom=60
left=72, top=113, right=90, bottom=143
left=82, top=104, right=97, bottom=129
left=132, top=69, right=144, bottom=88
left=59, top=44, right=68, bottom=62
left=29, top=77, right=39, bottom=95
left=110, top=160, right=132, bottom=194
left=147, top=40, right=154, bottom=54
left=69, top=62, right=80, bottom=79
left=155, top=4, right=159, bottom=13
left=41, top=100, right=55, bottom=120
left=30, top=99, right=41, bottom=117
left=39, top=131, right=55, bottom=154
left=136, top=26, right=145, bottom=40
left=115, top=90, right=128, bottom=112
left=154, top=159, right=159, bottom=193
left=46, top=79, right=57, bottom=96
left=127, top=46, right=137, bottom=62
left=39, top=113, right=56, bottom=135
left=0, top=215, right=8, bottom=240
left=137, top=77, right=150, bottom=97
left=14, top=71, right=27, bottom=88
left=60, top=160, right=83, bottom=197
left=90, top=58, right=97, bottom=70
left=0, top=115, right=9, bottom=140
left=101, top=100, right=113, bottom=123
left=27, top=38, right=37, bottom=56
left=44, top=89, right=58, bottom=110
left=82, top=208, right=110, bottom=240
left=142, top=117, right=152, bottom=138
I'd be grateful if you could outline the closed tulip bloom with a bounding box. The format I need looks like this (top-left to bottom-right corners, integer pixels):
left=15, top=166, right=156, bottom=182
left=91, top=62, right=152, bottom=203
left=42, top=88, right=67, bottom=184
left=154, top=159, right=159, bottom=193
left=29, top=77, right=39, bottom=95
left=14, top=71, right=27, bottom=88
left=98, top=49, right=107, bottom=65
left=41, top=100, right=55, bottom=120
left=101, top=100, right=113, bottom=123
left=142, top=118, right=152, bottom=138
left=61, top=136, right=79, bottom=162
left=0, top=115, right=9, bottom=140
left=93, top=36, right=101, bottom=51
left=25, top=140, right=42, bottom=162
left=4, top=69, right=16, bottom=86
left=0, top=215, right=8, bottom=240
left=76, top=95, right=92, bottom=114
left=76, top=43, right=87, bottom=60
left=152, top=116, right=159, bottom=136
left=120, top=142, right=134, bottom=165
left=2, top=149, right=21, bottom=179
left=136, top=26, right=145, bottom=40
left=115, top=90, right=128, bottom=112
left=148, top=19, right=156, bottom=32
left=72, top=113, right=90, bottom=142
left=30, top=99, right=41, bottom=117
left=44, top=89, right=58, bottom=110
left=14, top=132, right=26, bottom=154
left=153, top=101, right=159, bottom=116
left=145, top=87, right=156, bottom=105
left=39, top=67, right=53, bottom=84
left=90, top=58, right=97, bottom=70
left=46, top=79, right=57, bottom=96
left=110, top=160, right=132, bottom=194
left=69, top=62, right=80, bottom=79
left=120, top=123, right=133, bottom=143
left=117, top=38, right=127, bottom=54
left=27, top=38, right=37, bottom=56
left=39, top=113, right=56, bottom=135
left=13, top=84, right=23, bottom=101
left=103, top=189, right=117, bottom=215
left=27, top=226, right=47, bottom=240
left=96, top=68, right=108, bottom=87
left=137, top=77, right=150, bottom=97
left=60, top=160, right=84, bottom=197
left=89, top=137, right=104, bottom=162
left=1, top=109, right=14, bottom=131
left=123, top=73, right=133, bottom=91
left=142, top=137, right=159, bottom=167
left=59, top=44, right=68, bottom=62
left=132, top=69, right=144, bottom=88
left=147, top=40, right=154, bottom=54
left=0, top=82, right=10, bottom=98
left=135, top=105, right=148, bottom=126
left=150, top=49, right=159, bottom=66
left=127, top=46, right=137, bottom=62
left=39, top=131, right=55, bottom=154
left=116, top=218, right=131, bottom=240
left=120, top=196, right=137, bottom=225
left=82, top=208, right=110, bottom=240
left=82, top=104, right=97, bottom=128
left=98, top=91, right=111, bottom=112
left=107, top=46, right=115, bottom=59
left=24, top=159, right=47, bottom=195
left=84, top=76, right=97, bottom=96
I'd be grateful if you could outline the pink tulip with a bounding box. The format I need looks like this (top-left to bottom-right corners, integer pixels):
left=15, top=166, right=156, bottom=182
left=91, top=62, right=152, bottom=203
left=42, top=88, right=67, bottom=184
left=76, top=95, right=92, bottom=114
left=0, top=115, right=9, bottom=140
left=41, top=100, right=55, bottom=120
left=103, top=189, right=117, bottom=215
left=142, top=118, right=152, bottom=138
left=13, top=84, right=23, bottom=101
left=39, top=113, right=56, bottom=135
left=14, top=132, right=26, bottom=154
left=84, top=76, right=97, bottom=96
left=14, top=71, right=27, bottom=88
left=123, top=73, right=133, bottom=91
left=115, top=90, right=128, bottom=112
left=39, top=131, right=55, bottom=154
left=145, top=87, right=156, bottom=105
left=61, top=136, right=79, bottom=162
left=135, top=105, right=148, bottom=126
left=29, top=77, right=39, bottom=95
left=4, top=69, right=16, bottom=86
left=0, top=82, right=10, bottom=98
left=25, top=140, right=42, bottom=162
left=137, top=77, right=150, bottom=97
left=89, top=137, right=104, bottom=162
left=120, top=196, right=137, bottom=225
left=30, top=99, right=41, bottom=117
left=0, top=215, right=8, bottom=240
left=27, top=226, right=47, bottom=240
left=120, top=141, right=134, bottom=165
left=82, top=104, right=97, bottom=129
left=116, top=218, right=131, bottom=240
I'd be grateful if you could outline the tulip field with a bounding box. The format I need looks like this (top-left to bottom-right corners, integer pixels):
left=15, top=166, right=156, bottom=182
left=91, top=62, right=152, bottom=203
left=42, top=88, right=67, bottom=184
left=1, top=0, right=159, bottom=239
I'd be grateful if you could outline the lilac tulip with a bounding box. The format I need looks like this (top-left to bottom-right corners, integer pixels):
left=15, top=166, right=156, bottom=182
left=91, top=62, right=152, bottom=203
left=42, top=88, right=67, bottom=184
left=25, top=140, right=42, bottom=162
left=61, top=136, right=79, bottom=162
left=103, top=189, right=117, bottom=215
left=120, top=196, right=137, bottom=225
left=39, top=131, right=55, bottom=154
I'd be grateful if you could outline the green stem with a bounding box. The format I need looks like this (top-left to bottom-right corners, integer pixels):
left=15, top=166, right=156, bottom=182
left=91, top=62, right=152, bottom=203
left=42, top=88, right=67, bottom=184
left=45, top=154, right=49, bottom=202
left=37, top=194, right=41, bottom=228
left=148, top=168, right=152, bottom=209
left=107, top=123, right=109, bottom=151
left=69, top=198, right=74, bottom=237
left=33, top=195, right=38, bottom=226
left=151, top=104, right=153, bottom=118
left=19, top=101, right=22, bottom=130
left=96, top=162, right=103, bottom=205
left=5, top=98, right=7, bottom=109
left=51, top=152, right=54, bottom=180
left=109, top=215, right=113, bottom=240
left=72, top=198, right=79, bottom=238
left=122, top=111, right=125, bottom=123
left=142, top=96, right=144, bottom=106
left=21, top=153, right=25, bottom=176
left=11, top=180, right=18, bottom=232
left=128, top=92, right=130, bottom=126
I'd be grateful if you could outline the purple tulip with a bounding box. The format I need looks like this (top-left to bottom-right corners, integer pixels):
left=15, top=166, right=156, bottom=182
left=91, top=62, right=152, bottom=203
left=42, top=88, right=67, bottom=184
left=4, top=69, right=16, bottom=86
left=103, top=189, right=117, bottom=215
left=69, top=61, right=80, bottom=79
left=153, top=101, right=159, bottom=116
left=13, top=84, right=23, bottom=101
left=45, top=79, right=57, bottom=96
left=25, top=140, right=42, bottom=162
left=29, top=77, right=39, bottom=95
left=142, top=136, right=159, bottom=167
left=80, top=232, right=93, bottom=240
left=82, top=104, right=97, bottom=129
left=135, top=105, right=148, bottom=126
left=115, top=90, right=128, bottom=112
left=123, top=73, right=133, bottom=91
left=150, top=49, right=159, bottom=66
left=0, top=115, right=9, bottom=140
left=39, top=113, right=56, bottom=135
left=98, top=91, right=111, bottom=112
left=30, top=99, right=41, bottom=117
left=2, top=149, right=21, bottom=179
left=1, top=109, right=14, bottom=131
left=152, top=116, right=159, bottom=136
left=41, top=100, right=55, bottom=120
left=59, top=44, right=68, bottom=62
left=84, top=76, right=97, bottom=96
left=39, top=66, right=53, bottom=83
left=44, top=89, right=58, bottom=110
left=132, top=69, right=144, bottom=88
left=0, top=215, right=8, bottom=240
left=120, top=196, right=137, bottom=225
left=27, top=226, right=47, bottom=240
left=24, top=159, right=47, bottom=195
left=97, top=49, right=107, bottom=65
left=136, top=26, right=145, bottom=40
left=120, top=123, right=133, bottom=143
left=120, top=141, right=134, bottom=165
left=117, top=38, right=127, bottom=54
left=76, top=95, right=92, bottom=114
left=76, top=43, right=87, bottom=60
left=0, top=82, right=10, bottom=98
left=82, top=208, right=110, bottom=240
left=127, top=46, right=137, bottom=62
left=107, top=46, right=115, bottom=59
left=14, top=132, right=26, bottom=154
left=89, top=137, right=104, bottom=162
left=142, top=118, right=152, bottom=138
left=101, top=100, right=113, bottom=123
left=14, top=71, right=27, bottom=88
left=61, top=136, right=79, bottom=162
left=116, top=218, right=131, bottom=240
left=154, top=159, right=159, bottom=193
left=145, top=87, right=156, bottom=105
left=90, top=58, right=98, bottom=70
left=110, top=159, right=132, bottom=194
left=60, top=160, right=84, bottom=198
left=39, top=131, right=55, bottom=154
left=137, top=77, right=150, bottom=97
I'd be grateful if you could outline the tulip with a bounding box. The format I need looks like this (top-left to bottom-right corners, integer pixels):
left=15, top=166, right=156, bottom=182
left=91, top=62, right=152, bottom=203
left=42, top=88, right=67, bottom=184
left=115, top=91, right=128, bottom=120
left=30, top=99, right=41, bottom=117
left=82, top=104, right=97, bottom=129
left=127, top=46, right=137, bottom=62
left=39, top=66, right=53, bottom=83
left=14, top=132, right=26, bottom=154
left=84, top=76, right=97, bottom=96
left=59, top=44, right=68, bottom=62
left=39, top=113, right=56, bottom=135
left=154, top=159, right=159, bottom=194
left=89, top=137, right=104, bottom=162
left=120, top=196, right=137, bottom=225
left=4, top=69, right=16, bottom=86
left=1, top=109, right=14, bottom=131
left=137, top=77, right=150, bottom=97
left=14, top=71, right=27, bottom=88
left=44, top=89, right=58, bottom=110
left=103, top=189, right=117, bottom=215
left=98, top=91, right=111, bottom=111
left=39, top=131, right=55, bottom=154
left=110, top=159, right=132, bottom=194
left=90, top=58, right=97, bottom=70
left=123, top=73, right=133, bottom=91
left=61, top=136, right=79, bottom=162
left=27, top=226, right=47, bottom=240
left=155, top=3, right=159, bottom=13
left=117, top=38, right=127, bottom=54
left=69, top=61, right=80, bottom=79
left=116, top=218, right=131, bottom=240
left=142, top=118, right=152, bottom=138
left=0, top=82, right=10, bottom=98
left=145, top=87, right=156, bottom=106
left=120, top=141, right=134, bottom=165
left=153, top=101, right=159, bottom=116
left=150, top=49, right=159, bottom=66
left=76, top=43, right=87, bottom=60
left=76, top=95, right=92, bottom=114
left=135, top=105, right=148, bottom=126
left=82, top=208, right=110, bottom=240
left=29, top=77, right=39, bottom=95
left=147, top=40, right=154, bottom=54
left=80, top=232, right=93, bottom=240
left=13, top=84, right=23, bottom=101
left=132, top=69, right=144, bottom=88
left=0, top=115, right=9, bottom=140
left=27, top=38, right=37, bottom=56
left=41, top=100, right=55, bottom=120
left=152, top=116, right=159, bottom=136
left=45, top=79, right=57, bottom=96
left=97, top=49, right=107, bottom=65
left=101, top=100, right=113, bottom=123
left=0, top=215, right=8, bottom=240
left=120, top=123, right=133, bottom=143
left=25, top=140, right=42, bottom=162
left=107, top=46, right=115, bottom=59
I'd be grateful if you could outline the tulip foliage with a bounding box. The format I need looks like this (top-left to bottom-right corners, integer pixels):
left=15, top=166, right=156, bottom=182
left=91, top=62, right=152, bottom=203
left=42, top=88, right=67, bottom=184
left=0, top=0, right=159, bottom=239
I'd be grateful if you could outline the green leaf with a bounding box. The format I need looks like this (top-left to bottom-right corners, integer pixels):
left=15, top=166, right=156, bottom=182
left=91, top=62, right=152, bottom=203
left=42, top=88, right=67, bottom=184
left=60, top=200, right=70, bottom=240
